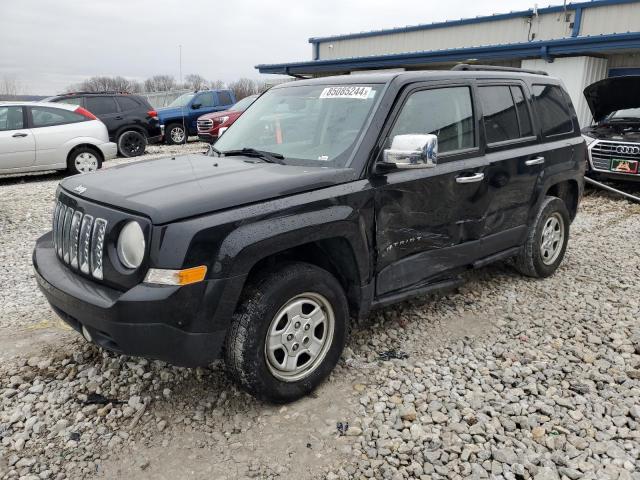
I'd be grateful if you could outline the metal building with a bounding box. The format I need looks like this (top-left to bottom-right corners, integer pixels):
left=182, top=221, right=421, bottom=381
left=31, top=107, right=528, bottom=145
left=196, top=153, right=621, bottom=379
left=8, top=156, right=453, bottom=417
left=256, top=0, right=640, bottom=126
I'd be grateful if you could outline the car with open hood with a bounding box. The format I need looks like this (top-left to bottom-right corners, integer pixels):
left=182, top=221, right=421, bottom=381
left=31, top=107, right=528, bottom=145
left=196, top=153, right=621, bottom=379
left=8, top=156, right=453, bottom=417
left=583, top=76, right=640, bottom=182
left=33, top=66, right=585, bottom=403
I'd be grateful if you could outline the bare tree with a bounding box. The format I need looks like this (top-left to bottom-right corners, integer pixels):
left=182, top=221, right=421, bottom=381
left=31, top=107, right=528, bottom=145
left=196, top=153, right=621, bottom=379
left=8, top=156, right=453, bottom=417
left=209, top=79, right=226, bottom=90
left=0, top=75, right=21, bottom=96
left=143, top=75, right=177, bottom=93
left=184, top=74, right=207, bottom=91
left=229, top=78, right=258, bottom=100
left=66, top=76, right=142, bottom=93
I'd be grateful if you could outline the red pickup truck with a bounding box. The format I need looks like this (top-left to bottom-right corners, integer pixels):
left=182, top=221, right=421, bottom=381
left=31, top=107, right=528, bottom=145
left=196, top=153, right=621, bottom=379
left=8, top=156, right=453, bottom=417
left=197, top=94, right=258, bottom=143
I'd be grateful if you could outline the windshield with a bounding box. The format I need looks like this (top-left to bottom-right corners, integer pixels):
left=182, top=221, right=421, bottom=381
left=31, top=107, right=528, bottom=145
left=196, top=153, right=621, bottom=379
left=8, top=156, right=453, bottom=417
left=606, top=108, right=640, bottom=121
left=168, top=93, right=195, bottom=107
left=213, top=84, right=382, bottom=168
left=230, top=95, right=257, bottom=112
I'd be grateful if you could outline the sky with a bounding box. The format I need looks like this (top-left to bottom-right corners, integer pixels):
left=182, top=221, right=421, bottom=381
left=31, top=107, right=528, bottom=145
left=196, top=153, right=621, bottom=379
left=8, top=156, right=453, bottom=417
left=1, top=0, right=540, bottom=94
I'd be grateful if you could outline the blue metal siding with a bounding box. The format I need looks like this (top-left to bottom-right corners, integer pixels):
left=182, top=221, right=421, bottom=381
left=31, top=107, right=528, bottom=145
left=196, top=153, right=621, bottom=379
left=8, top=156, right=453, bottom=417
left=609, top=67, right=640, bottom=76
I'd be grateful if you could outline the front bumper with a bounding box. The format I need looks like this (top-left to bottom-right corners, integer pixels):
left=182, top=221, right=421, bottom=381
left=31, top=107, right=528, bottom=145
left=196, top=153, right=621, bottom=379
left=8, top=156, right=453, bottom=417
left=33, top=232, right=244, bottom=367
left=98, top=142, right=118, bottom=161
left=197, top=132, right=218, bottom=143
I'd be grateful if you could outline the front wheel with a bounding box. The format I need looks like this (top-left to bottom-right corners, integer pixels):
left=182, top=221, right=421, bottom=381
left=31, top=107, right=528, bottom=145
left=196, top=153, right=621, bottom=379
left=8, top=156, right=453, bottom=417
left=224, top=262, right=349, bottom=403
left=67, top=147, right=102, bottom=175
left=165, top=123, right=187, bottom=145
left=514, top=196, right=570, bottom=278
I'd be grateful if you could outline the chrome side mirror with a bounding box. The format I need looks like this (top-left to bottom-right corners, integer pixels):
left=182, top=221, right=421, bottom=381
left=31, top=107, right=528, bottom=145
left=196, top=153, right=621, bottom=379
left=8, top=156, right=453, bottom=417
left=382, top=134, right=438, bottom=169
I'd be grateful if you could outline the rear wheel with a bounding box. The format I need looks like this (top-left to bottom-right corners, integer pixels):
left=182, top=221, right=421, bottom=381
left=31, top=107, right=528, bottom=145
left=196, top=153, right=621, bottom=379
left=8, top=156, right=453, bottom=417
left=165, top=123, right=187, bottom=145
left=224, top=262, right=349, bottom=403
left=514, top=196, right=570, bottom=278
left=117, top=130, right=146, bottom=157
left=67, top=147, right=102, bottom=175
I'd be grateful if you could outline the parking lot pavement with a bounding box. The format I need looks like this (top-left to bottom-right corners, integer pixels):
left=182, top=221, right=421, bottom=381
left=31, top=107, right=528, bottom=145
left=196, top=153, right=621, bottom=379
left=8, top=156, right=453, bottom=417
left=1, top=163, right=639, bottom=479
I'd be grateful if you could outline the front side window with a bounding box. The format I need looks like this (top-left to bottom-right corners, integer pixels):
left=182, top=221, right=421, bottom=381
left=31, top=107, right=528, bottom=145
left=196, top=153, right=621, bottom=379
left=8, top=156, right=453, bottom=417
left=0, top=106, right=24, bottom=131
left=214, top=84, right=382, bottom=168
left=196, top=92, right=215, bottom=108
left=389, top=86, right=475, bottom=154
left=85, top=96, right=118, bottom=115
left=532, top=84, right=574, bottom=137
left=31, top=106, right=86, bottom=127
left=168, top=93, right=195, bottom=107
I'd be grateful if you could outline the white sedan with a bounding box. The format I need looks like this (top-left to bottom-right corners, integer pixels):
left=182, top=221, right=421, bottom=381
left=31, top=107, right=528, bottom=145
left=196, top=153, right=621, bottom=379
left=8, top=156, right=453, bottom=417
left=0, top=102, right=117, bottom=176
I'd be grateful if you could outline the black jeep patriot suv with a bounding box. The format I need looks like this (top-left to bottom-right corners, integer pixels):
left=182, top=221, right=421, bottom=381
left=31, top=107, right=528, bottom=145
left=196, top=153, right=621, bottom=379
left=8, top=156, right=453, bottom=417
left=34, top=66, right=585, bottom=403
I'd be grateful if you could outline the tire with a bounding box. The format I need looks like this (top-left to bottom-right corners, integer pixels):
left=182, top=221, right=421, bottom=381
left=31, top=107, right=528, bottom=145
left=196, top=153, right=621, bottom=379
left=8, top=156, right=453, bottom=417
left=165, top=123, right=187, bottom=145
left=67, top=147, right=102, bottom=175
left=514, top=196, right=570, bottom=278
left=117, top=130, right=146, bottom=157
left=225, top=262, right=349, bottom=403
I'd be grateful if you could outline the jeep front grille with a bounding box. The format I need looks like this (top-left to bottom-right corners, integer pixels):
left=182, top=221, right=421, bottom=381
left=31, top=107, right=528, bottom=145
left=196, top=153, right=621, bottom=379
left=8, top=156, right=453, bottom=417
left=590, top=140, right=640, bottom=172
left=52, top=200, right=107, bottom=280
left=197, top=119, right=213, bottom=132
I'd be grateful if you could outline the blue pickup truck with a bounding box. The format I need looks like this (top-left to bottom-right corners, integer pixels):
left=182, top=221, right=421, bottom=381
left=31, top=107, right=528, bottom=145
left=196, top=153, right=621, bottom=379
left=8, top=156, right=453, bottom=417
left=157, top=89, right=236, bottom=144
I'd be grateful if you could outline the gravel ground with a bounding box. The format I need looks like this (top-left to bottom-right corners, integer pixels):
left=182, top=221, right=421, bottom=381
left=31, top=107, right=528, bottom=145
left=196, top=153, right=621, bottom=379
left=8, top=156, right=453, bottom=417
left=1, top=153, right=639, bottom=480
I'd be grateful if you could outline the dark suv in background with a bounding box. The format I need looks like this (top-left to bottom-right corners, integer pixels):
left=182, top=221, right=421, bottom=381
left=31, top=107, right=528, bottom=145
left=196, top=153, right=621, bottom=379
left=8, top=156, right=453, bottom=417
left=34, top=66, right=585, bottom=403
left=46, top=92, right=162, bottom=157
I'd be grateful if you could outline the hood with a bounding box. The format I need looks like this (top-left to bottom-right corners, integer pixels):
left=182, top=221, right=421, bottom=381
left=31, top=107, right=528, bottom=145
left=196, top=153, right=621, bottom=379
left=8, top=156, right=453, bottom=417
left=584, top=76, right=640, bottom=122
left=156, top=106, right=187, bottom=120
left=198, top=109, right=237, bottom=121
left=61, top=155, right=355, bottom=224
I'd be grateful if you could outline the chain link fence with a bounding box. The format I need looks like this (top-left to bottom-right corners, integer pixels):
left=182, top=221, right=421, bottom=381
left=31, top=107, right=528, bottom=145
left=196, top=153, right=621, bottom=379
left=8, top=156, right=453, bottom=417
left=139, top=89, right=192, bottom=109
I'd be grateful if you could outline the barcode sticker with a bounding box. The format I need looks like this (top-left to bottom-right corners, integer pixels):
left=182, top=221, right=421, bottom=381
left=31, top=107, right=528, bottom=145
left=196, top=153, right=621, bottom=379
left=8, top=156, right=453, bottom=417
left=320, top=86, right=372, bottom=99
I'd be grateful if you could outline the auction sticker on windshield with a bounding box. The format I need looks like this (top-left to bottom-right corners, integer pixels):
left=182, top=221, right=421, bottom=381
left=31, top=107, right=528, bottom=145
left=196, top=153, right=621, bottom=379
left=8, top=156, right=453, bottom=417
left=320, top=86, right=372, bottom=99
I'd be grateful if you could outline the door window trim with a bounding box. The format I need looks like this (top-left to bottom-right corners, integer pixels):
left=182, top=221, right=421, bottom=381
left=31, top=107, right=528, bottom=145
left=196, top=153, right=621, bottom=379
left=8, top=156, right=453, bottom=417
left=475, top=81, right=537, bottom=149
left=372, top=81, right=480, bottom=171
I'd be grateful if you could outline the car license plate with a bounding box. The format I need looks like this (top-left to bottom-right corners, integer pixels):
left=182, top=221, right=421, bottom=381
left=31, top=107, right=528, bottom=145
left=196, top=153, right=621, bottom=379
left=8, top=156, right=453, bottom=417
left=610, top=158, right=639, bottom=174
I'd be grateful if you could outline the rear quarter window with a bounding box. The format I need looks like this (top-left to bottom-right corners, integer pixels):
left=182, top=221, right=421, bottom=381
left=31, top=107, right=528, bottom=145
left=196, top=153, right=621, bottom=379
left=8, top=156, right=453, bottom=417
left=532, top=84, right=574, bottom=137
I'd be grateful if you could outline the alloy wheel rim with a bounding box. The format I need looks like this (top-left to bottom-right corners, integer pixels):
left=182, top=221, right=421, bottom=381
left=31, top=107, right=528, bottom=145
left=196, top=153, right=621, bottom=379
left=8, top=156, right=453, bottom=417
left=74, top=152, right=98, bottom=173
left=122, top=132, right=144, bottom=155
left=264, top=292, right=335, bottom=382
left=170, top=127, right=185, bottom=143
left=540, top=212, right=564, bottom=265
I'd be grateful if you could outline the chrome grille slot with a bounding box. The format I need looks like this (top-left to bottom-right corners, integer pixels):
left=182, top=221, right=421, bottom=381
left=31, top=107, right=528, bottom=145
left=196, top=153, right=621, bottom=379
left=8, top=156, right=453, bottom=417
left=590, top=140, right=640, bottom=173
left=52, top=198, right=107, bottom=280
left=78, top=215, right=94, bottom=275
left=197, top=119, right=213, bottom=131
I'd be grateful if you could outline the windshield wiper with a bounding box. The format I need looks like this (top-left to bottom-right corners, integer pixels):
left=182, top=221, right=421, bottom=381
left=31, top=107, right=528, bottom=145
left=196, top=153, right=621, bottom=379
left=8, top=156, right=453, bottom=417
left=222, top=148, right=285, bottom=164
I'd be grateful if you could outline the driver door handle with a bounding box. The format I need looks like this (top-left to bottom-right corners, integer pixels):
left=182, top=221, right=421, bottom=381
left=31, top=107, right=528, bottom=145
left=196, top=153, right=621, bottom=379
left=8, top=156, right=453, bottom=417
left=456, top=172, right=484, bottom=184
left=525, top=156, right=545, bottom=166
left=12, top=132, right=28, bottom=138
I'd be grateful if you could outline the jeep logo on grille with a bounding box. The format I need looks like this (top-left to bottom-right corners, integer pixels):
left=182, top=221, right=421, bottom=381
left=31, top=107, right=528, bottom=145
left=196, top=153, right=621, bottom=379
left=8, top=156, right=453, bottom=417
left=616, top=145, right=640, bottom=155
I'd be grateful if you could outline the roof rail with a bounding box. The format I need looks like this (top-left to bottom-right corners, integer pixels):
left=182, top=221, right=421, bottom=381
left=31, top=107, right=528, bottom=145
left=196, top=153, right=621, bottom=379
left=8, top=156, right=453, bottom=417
left=61, top=91, right=131, bottom=96
left=451, top=64, right=549, bottom=76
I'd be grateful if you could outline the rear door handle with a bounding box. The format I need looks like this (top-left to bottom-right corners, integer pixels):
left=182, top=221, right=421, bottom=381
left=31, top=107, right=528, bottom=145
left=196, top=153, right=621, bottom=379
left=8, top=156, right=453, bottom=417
left=115, top=116, right=123, bottom=120
left=456, top=172, right=484, bottom=184
left=12, top=132, right=28, bottom=138
left=525, top=156, right=545, bottom=166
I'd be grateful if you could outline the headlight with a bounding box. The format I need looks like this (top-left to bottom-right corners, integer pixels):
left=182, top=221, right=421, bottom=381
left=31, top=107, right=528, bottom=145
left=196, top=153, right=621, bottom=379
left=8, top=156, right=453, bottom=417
left=214, top=116, right=229, bottom=125
left=117, top=221, right=145, bottom=269
left=582, top=134, right=596, bottom=146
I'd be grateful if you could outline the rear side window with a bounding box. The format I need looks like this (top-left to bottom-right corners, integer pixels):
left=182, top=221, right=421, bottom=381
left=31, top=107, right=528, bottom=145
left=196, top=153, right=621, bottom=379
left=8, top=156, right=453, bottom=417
left=31, top=106, right=86, bottom=127
left=389, top=86, right=475, bottom=154
left=116, top=96, right=141, bottom=111
left=479, top=85, right=532, bottom=144
left=532, top=84, right=574, bottom=137
left=85, top=96, right=118, bottom=115
left=218, top=91, right=233, bottom=105
left=0, top=106, right=24, bottom=131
